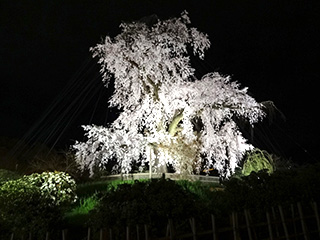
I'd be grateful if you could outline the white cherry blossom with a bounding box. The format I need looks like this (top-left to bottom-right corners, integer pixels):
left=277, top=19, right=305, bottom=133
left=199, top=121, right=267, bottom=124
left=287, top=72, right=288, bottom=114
left=73, top=11, right=266, bottom=178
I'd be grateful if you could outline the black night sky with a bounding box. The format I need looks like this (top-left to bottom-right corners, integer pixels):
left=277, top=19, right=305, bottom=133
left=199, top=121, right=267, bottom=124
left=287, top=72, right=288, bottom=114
left=1, top=0, right=319, bottom=164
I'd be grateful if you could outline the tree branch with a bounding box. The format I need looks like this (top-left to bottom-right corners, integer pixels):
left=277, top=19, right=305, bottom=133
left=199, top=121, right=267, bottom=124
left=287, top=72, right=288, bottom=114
left=146, top=75, right=160, bottom=101
left=125, top=56, right=160, bottom=101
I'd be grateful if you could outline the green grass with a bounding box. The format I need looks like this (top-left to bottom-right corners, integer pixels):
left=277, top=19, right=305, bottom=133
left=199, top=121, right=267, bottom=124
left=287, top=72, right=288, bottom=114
left=64, top=194, right=99, bottom=226
left=75, top=178, right=221, bottom=201
left=76, top=181, right=110, bottom=197
left=75, top=178, right=150, bottom=197
left=67, top=195, right=99, bottom=216
left=66, top=179, right=148, bottom=213
left=65, top=179, right=151, bottom=226
left=176, top=180, right=223, bottom=201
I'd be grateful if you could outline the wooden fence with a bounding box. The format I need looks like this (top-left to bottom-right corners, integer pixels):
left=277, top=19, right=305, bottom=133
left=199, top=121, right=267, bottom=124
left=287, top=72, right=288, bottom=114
left=101, top=173, right=220, bottom=184
left=6, top=201, right=320, bottom=240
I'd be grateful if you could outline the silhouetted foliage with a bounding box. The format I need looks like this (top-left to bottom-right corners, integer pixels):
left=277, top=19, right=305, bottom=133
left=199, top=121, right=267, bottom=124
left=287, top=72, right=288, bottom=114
left=89, top=178, right=201, bottom=237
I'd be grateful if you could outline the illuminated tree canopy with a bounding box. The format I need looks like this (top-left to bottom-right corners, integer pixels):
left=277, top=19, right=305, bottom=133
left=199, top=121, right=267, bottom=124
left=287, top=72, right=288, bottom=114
left=73, top=11, right=266, bottom=178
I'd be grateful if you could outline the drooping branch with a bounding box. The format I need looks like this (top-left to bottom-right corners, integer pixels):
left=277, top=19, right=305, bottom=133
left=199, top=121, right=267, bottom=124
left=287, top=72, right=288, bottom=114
left=125, top=57, right=160, bottom=101
left=146, top=75, right=160, bottom=101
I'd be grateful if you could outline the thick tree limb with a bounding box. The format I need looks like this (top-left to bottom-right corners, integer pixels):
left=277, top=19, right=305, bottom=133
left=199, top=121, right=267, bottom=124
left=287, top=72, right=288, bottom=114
left=168, top=111, right=184, bottom=136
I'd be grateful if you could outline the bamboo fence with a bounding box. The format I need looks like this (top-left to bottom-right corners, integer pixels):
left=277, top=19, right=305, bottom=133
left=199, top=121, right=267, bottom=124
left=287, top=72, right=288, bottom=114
left=6, top=201, right=320, bottom=240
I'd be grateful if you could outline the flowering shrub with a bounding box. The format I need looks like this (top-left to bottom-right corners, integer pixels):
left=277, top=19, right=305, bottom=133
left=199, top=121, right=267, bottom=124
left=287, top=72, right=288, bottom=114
left=0, top=171, right=77, bottom=237
left=0, top=177, right=60, bottom=237
left=25, top=171, right=77, bottom=206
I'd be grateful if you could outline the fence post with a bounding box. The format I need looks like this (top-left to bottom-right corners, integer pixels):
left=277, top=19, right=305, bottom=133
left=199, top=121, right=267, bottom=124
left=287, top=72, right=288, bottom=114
left=297, top=202, right=309, bottom=240
left=168, top=219, right=175, bottom=240
left=144, top=225, right=149, bottom=240
left=166, top=222, right=170, bottom=237
left=189, top=218, right=197, bottom=240
left=100, top=229, right=104, bottom=240
left=136, top=225, right=140, bottom=240
left=290, top=203, right=298, bottom=237
left=126, top=226, right=130, bottom=240
left=271, top=206, right=280, bottom=238
left=231, top=212, right=239, bottom=240
left=211, top=214, right=217, bottom=240
left=87, top=227, right=91, bottom=240
left=244, top=209, right=253, bottom=240
left=311, top=201, right=320, bottom=238
left=62, top=229, right=67, bottom=240
left=10, top=233, right=14, bottom=240
left=45, top=232, right=49, bottom=240
left=278, top=205, right=289, bottom=240
left=109, top=228, right=113, bottom=240
left=266, top=211, right=274, bottom=240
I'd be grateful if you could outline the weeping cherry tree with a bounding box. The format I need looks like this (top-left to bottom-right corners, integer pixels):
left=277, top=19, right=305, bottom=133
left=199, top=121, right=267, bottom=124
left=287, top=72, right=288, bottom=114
left=73, top=11, right=267, bottom=178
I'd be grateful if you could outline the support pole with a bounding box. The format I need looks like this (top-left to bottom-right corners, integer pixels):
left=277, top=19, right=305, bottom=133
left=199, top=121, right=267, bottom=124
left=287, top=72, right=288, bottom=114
left=147, top=145, right=152, bottom=179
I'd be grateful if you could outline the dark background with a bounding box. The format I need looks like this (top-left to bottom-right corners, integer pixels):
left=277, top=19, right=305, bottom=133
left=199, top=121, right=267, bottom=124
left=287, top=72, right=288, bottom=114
left=1, top=0, right=319, bottom=164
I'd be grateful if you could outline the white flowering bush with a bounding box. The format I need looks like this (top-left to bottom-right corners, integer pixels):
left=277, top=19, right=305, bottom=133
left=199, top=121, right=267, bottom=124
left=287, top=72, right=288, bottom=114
left=0, top=171, right=77, bottom=237
left=25, top=171, right=77, bottom=206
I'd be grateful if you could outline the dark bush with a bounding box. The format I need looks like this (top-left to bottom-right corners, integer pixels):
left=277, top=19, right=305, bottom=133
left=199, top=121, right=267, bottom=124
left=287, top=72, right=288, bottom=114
left=89, top=178, right=201, bottom=237
left=88, top=164, right=320, bottom=237
left=294, top=163, right=320, bottom=202
left=220, top=164, right=320, bottom=216
left=0, top=169, right=21, bottom=185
